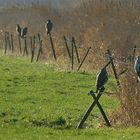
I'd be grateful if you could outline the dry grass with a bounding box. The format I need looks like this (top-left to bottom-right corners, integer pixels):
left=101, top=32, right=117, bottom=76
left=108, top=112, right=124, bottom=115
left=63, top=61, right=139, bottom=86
left=111, top=65, right=140, bottom=127
left=0, top=0, right=140, bottom=127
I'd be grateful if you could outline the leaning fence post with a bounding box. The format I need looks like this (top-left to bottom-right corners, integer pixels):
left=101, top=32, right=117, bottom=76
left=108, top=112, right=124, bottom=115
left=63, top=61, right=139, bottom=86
left=72, top=37, right=80, bottom=63
left=77, top=47, right=91, bottom=71
left=107, top=49, right=120, bottom=86
left=77, top=91, right=103, bottom=129
left=48, top=33, right=56, bottom=60
left=63, top=36, right=71, bottom=59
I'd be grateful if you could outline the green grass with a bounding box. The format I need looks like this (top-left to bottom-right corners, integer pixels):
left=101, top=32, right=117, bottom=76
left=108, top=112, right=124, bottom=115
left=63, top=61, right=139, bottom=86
left=0, top=54, right=139, bottom=140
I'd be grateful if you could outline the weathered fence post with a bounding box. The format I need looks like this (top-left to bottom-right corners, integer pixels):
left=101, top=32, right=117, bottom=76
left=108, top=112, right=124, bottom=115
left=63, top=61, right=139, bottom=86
left=71, top=37, right=74, bottom=70
left=63, top=36, right=71, bottom=59
left=48, top=33, right=56, bottom=60
left=77, top=47, right=91, bottom=71
left=10, top=34, right=14, bottom=53
left=7, top=32, right=11, bottom=50
left=18, top=35, right=22, bottom=54
left=30, top=36, right=36, bottom=63
left=4, top=32, right=8, bottom=54
left=23, top=37, right=28, bottom=56
left=77, top=91, right=103, bottom=129
left=89, top=91, right=111, bottom=127
left=72, top=37, right=80, bottom=63
left=36, top=40, right=42, bottom=61
left=107, top=49, right=120, bottom=86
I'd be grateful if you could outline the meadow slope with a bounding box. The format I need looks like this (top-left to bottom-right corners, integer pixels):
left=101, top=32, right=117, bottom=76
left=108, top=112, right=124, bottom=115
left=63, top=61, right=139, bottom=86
left=0, top=54, right=139, bottom=139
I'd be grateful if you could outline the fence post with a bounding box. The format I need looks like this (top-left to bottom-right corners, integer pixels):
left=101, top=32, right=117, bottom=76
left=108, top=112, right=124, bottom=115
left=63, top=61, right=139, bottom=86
left=48, top=33, right=56, bottom=60
left=4, top=32, right=8, bottom=54
left=23, top=37, right=28, bottom=56
left=18, top=35, right=22, bottom=54
left=7, top=32, right=11, bottom=50
left=63, top=36, right=71, bottom=59
left=72, top=37, right=80, bottom=63
left=30, top=36, right=36, bottom=62
left=71, top=37, right=74, bottom=70
left=10, top=34, right=14, bottom=53
left=36, top=40, right=43, bottom=62
left=107, top=49, right=120, bottom=86
left=77, top=47, right=91, bottom=71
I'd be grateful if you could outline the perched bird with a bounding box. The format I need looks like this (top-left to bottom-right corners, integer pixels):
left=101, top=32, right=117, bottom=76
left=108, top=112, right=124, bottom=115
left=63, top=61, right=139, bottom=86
left=95, top=67, right=108, bottom=93
left=16, top=24, right=21, bottom=36
left=134, top=56, right=140, bottom=82
left=21, top=27, right=28, bottom=38
left=45, top=20, right=53, bottom=35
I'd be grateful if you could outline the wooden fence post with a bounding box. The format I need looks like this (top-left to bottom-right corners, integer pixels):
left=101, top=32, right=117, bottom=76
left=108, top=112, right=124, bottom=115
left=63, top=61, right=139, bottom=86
left=63, top=36, right=71, bottom=59
left=72, top=37, right=80, bottom=63
left=7, top=32, right=11, bottom=50
left=4, top=32, right=8, bottom=54
left=23, top=37, right=28, bottom=56
left=36, top=40, right=43, bottom=62
left=18, top=35, right=22, bottom=54
left=30, top=36, right=36, bottom=62
left=71, top=37, right=74, bottom=70
left=48, top=33, right=56, bottom=60
left=107, top=49, right=120, bottom=86
left=10, top=34, right=14, bottom=53
left=77, top=91, right=102, bottom=129
left=77, top=47, right=91, bottom=71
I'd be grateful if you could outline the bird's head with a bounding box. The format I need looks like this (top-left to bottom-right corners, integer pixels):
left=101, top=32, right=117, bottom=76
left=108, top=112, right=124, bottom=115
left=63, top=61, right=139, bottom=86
left=47, top=19, right=51, bottom=23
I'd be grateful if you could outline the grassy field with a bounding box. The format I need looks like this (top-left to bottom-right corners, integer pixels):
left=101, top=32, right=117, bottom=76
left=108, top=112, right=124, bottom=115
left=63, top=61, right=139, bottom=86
left=0, top=54, right=140, bottom=140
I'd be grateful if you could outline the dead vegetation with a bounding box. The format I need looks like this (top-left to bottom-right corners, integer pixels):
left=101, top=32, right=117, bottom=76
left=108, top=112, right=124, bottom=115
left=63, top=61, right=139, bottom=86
left=0, top=0, right=140, bottom=127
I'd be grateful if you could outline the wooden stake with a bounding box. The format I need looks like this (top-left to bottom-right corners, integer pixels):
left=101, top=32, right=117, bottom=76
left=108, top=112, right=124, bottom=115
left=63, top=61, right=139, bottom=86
left=77, top=47, right=91, bottom=71
left=63, top=36, right=71, bottom=59
left=23, top=37, right=28, bottom=56
left=10, top=34, right=14, bottom=53
left=18, top=35, right=22, bottom=54
left=48, top=33, right=56, bottom=60
left=72, top=37, right=80, bottom=63
left=89, top=91, right=111, bottom=127
left=77, top=91, right=102, bottom=129
left=71, top=37, right=74, bottom=70
left=107, top=49, right=120, bottom=86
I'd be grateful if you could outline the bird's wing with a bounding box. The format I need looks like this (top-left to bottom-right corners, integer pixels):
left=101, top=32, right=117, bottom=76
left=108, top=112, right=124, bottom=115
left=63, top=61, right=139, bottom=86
left=96, top=70, right=108, bottom=90
left=134, top=59, right=140, bottom=73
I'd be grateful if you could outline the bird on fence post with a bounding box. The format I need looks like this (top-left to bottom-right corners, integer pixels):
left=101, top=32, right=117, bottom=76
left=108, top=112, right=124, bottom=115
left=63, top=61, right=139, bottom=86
left=16, top=24, right=21, bottom=36
left=134, top=56, right=140, bottom=82
left=95, top=67, right=108, bottom=93
left=45, top=20, right=53, bottom=35
left=21, top=27, right=28, bottom=38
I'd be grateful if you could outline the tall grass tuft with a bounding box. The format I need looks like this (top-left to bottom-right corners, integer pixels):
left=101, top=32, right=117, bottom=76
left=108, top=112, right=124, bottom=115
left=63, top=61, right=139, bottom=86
left=111, top=66, right=140, bottom=127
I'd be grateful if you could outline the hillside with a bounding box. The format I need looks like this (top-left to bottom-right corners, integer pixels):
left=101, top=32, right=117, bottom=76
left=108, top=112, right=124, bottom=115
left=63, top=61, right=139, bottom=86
left=0, top=55, right=140, bottom=139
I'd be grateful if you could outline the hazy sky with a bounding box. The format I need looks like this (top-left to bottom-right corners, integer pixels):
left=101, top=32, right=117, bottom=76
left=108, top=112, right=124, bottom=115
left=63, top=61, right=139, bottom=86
left=0, top=0, right=81, bottom=8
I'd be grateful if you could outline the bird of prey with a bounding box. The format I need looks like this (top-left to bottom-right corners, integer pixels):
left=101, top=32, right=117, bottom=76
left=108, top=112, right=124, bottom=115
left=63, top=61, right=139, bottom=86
left=45, top=20, right=53, bottom=35
left=134, top=56, right=140, bottom=82
left=96, top=67, right=108, bottom=93
left=16, top=24, right=21, bottom=36
left=21, top=27, right=28, bottom=38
